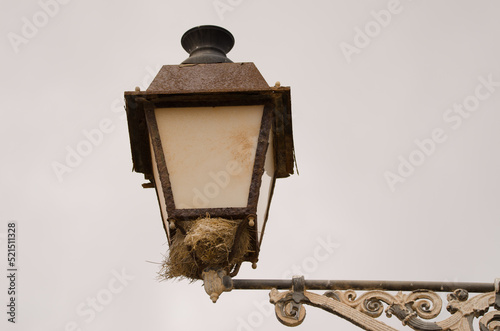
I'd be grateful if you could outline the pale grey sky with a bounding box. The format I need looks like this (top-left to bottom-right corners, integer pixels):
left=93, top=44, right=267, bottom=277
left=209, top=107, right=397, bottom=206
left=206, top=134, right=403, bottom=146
left=1, top=1, right=499, bottom=330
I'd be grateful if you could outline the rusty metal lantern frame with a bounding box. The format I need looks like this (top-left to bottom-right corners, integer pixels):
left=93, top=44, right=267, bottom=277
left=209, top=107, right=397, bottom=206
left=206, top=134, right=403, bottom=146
left=124, top=26, right=500, bottom=331
left=125, top=61, right=294, bottom=268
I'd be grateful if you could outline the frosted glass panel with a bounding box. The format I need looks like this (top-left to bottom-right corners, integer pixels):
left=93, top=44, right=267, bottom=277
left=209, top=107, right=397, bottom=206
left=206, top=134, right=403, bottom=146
left=256, top=131, right=275, bottom=244
left=155, top=105, right=264, bottom=209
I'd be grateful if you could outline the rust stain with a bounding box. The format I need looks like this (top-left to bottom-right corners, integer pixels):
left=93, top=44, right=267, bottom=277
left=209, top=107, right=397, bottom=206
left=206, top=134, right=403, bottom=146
left=229, top=131, right=256, bottom=171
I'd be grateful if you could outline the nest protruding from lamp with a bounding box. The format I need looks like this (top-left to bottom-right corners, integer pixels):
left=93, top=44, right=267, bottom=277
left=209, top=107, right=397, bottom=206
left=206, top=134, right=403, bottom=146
left=159, top=216, right=251, bottom=281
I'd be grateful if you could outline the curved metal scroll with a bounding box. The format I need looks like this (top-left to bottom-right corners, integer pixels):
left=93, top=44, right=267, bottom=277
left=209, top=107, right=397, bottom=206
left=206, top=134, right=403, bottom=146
left=269, top=277, right=500, bottom=331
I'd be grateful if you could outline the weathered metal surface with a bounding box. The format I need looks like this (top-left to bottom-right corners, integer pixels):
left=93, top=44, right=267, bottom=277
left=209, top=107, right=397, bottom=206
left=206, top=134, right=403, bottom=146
left=271, top=88, right=295, bottom=178
left=245, top=103, right=273, bottom=262
left=168, top=207, right=252, bottom=220
left=230, top=279, right=496, bottom=293
left=143, top=101, right=176, bottom=213
left=271, top=288, right=401, bottom=331
left=271, top=276, right=308, bottom=326
left=202, top=272, right=500, bottom=330
left=228, top=216, right=254, bottom=264
left=267, top=277, right=499, bottom=331
left=247, top=103, right=273, bottom=210
left=124, top=96, right=152, bottom=179
left=495, top=278, right=500, bottom=309
left=146, top=63, right=269, bottom=92
left=181, top=26, right=234, bottom=64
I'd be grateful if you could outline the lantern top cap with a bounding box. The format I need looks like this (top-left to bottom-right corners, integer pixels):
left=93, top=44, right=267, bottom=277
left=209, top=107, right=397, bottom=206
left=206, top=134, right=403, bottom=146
left=181, top=25, right=234, bottom=64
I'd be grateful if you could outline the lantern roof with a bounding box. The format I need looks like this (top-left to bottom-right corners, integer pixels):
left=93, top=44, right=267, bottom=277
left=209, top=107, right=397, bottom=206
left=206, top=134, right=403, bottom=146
left=147, top=62, right=269, bottom=93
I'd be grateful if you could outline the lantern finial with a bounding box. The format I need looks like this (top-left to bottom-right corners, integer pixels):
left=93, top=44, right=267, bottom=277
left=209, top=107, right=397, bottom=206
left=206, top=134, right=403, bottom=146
left=181, top=25, right=234, bottom=64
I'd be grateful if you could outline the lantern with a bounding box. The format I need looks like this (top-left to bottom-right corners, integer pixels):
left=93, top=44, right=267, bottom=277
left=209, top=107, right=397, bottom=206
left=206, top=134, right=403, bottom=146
left=125, top=26, right=294, bottom=280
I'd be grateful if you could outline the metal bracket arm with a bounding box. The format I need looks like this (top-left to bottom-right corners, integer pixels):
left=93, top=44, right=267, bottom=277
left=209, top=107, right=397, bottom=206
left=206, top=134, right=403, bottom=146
left=268, top=277, right=500, bottom=331
left=202, top=272, right=500, bottom=330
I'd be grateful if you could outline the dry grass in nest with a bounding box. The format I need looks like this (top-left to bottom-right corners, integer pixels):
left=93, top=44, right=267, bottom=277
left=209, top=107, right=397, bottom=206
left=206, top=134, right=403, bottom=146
left=159, top=216, right=251, bottom=281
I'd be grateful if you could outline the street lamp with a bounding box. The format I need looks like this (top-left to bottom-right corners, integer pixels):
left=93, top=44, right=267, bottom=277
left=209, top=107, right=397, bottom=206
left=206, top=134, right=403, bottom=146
left=124, top=25, right=294, bottom=284
left=125, top=26, right=500, bottom=330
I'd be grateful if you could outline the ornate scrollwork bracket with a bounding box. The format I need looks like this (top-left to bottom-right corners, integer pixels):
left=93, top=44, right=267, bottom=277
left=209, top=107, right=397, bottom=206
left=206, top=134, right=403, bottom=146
left=269, top=276, right=308, bottom=326
left=268, top=277, right=500, bottom=331
left=202, top=273, right=499, bottom=330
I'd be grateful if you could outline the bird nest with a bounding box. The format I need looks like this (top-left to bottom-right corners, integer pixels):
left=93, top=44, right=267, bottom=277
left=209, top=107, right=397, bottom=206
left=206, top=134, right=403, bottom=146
left=159, top=216, right=251, bottom=281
